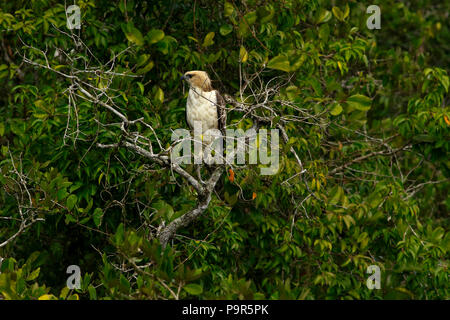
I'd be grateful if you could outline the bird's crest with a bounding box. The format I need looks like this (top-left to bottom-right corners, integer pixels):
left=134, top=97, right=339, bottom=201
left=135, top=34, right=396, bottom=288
left=183, top=70, right=213, bottom=92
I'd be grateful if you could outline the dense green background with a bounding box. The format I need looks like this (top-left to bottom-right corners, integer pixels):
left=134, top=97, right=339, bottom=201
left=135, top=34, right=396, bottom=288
left=0, top=0, right=448, bottom=300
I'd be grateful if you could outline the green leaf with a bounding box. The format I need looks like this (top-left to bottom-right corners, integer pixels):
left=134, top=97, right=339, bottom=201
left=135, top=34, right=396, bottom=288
left=152, top=199, right=174, bottom=220
left=57, top=188, right=69, bottom=201
left=342, top=215, right=355, bottom=229
left=66, top=194, right=77, bottom=210
left=224, top=2, right=234, bottom=17
left=317, top=10, right=332, bottom=24
left=343, top=4, right=350, bottom=19
left=155, top=87, right=164, bottom=103
left=260, top=6, right=275, bottom=24
left=26, top=267, right=40, bottom=281
left=125, top=27, right=144, bottom=46
left=136, top=54, right=150, bottom=68
left=439, top=75, right=449, bottom=92
left=202, top=32, right=215, bottom=47
left=146, top=29, right=165, bottom=44
left=137, top=82, right=144, bottom=95
left=329, top=186, right=344, bottom=205
left=319, top=24, right=330, bottom=42
left=137, top=60, right=154, bottom=74
left=183, top=283, right=203, bottom=295
left=60, top=286, right=70, bottom=299
left=93, top=208, right=103, bottom=227
left=224, top=191, right=238, bottom=206
left=243, top=11, right=257, bottom=25
left=267, top=55, right=290, bottom=72
left=239, top=46, right=248, bottom=63
left=39, top=294, right=57, bottom=300
left=346, top=94, right=372, bottom=111
left=332, top=7, right=344, bottom=21
left=88, top=285, right=97, bottom=300
left=413, top=134, right=435, bottom=142
left=330, top=103, right=343, bottom=116
left=120, top=91, right=128, bottom=103
left=220, top=24, right=233, bottom=36
left=119, top=274, right=131, bottom=293
left=115, top=223, right=125, bottom=245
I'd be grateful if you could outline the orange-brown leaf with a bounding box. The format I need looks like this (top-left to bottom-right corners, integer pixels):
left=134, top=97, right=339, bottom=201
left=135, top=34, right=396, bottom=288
left=444, top=115, right=450, bottom=125
left=228, top=168, right=235, bottom=183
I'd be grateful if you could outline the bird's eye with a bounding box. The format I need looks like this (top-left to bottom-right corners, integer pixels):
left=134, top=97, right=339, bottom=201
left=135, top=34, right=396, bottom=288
left=187, top=74, right=193, bottom=78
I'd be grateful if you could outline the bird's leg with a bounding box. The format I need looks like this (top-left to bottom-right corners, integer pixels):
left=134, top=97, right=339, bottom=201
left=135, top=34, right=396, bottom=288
left=196, top=164, right=205, bottom=185
left=192, top=138, right=206, bottom=185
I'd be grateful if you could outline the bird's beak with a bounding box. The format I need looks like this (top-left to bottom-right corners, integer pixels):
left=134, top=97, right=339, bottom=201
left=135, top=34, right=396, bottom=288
left=180, top=75, right=186, bottom=81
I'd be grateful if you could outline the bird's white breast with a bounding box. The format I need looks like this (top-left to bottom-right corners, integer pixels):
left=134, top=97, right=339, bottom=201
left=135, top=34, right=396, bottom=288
left=186, top=88, right=218, bottom=132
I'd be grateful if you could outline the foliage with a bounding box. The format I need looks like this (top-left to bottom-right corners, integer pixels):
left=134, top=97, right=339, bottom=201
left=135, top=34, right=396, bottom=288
left=0, top=0, right=448, bottom=300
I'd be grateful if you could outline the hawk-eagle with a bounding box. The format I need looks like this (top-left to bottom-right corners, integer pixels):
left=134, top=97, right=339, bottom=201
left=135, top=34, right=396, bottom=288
left=181, top=70, right=226, bottom=144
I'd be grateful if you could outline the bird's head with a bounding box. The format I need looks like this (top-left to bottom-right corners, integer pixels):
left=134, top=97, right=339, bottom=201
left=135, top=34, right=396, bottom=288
left=181, top=70, right=213, bottom=92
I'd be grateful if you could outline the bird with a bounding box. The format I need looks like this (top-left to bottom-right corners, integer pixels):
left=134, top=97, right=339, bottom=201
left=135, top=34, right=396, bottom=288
left=181, top=70, right=227, bottom=182
left=181, top=70, right=226, bottom=144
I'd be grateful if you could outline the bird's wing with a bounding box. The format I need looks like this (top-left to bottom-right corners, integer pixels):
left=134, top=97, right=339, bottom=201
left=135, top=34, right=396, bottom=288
left=185, top=94, right=193, bottom=130
left=215, top=90, right=226, bottom=133
left=185, top=106, right=191, bottom=130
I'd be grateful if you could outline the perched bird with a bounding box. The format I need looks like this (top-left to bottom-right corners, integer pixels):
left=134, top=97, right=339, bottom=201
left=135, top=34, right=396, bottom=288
left=181, top=70, right=226, bottom=144
left=181, top=70, right=227, bottom=182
